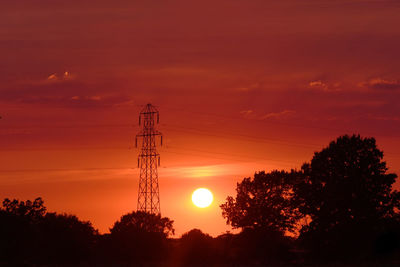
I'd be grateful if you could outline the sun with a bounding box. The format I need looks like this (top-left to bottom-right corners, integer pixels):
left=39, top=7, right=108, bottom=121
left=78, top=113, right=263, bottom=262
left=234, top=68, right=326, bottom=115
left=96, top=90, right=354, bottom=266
left=192, top=188, right=213, bottom=208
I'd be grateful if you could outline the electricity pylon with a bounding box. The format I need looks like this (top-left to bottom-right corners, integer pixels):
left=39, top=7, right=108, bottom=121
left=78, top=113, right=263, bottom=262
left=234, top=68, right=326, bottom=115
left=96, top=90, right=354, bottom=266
left=135, top=104, right=163, bottom=214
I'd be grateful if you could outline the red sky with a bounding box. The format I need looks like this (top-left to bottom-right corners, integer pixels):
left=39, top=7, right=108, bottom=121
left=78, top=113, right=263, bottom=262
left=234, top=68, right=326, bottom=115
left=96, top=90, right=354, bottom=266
left=1, top=0, right=400, bottom=236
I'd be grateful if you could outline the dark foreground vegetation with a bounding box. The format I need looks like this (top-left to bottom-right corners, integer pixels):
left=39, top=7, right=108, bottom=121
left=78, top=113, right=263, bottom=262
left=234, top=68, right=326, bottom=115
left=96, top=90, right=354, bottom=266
left=1, top=134, right=400, bottom=266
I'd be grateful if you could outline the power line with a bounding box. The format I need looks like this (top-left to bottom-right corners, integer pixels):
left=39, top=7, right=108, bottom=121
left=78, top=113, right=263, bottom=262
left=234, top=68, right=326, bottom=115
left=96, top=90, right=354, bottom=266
left=161, top=145, right=301, bottom=167
left=159, top=104, right=400, bottom=138
left=161, top=123, right=322, bottom=149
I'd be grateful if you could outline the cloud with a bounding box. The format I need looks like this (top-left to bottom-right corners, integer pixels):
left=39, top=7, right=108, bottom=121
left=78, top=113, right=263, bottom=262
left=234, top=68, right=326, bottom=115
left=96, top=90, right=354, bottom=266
left=308, top=80, right=341, bottom=92
left=47, top=71, right=75, bottom=82
left=67, top=95, right=133, bottom=108
left=309, top=80, right=327, bottom=88
left=359, top=78, right=400, bottom=90
left=240, top=110, right=253, bottom=116
left=88, top=96, right=102, bottom=101
left=0, top=74, right=133, bottom=108
left=235, top=83, right=261, bottom=92
left=47, top=74, right=57, bottom=80
left=240, top=109, right=295, bottom=120
left=261, top=110, right=295, bottom=120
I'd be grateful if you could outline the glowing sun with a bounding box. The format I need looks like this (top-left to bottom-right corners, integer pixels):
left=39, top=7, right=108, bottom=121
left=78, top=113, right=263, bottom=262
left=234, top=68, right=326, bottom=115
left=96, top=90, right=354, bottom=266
left=192, top=188, right=213, bottom=208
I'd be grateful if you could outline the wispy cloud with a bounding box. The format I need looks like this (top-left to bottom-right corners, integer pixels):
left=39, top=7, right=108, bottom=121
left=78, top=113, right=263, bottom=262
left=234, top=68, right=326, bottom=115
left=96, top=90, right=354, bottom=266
left=239, top=110, right=254, bottom=116
left=309, top=80, right=327, bottom=88
left=240, top=109, right=295, bottom=120
left=260, top=110, right=295, bottom=120
left=235, top=83, right=261, bottom=92
left=0, top=73, right=134, bottom=108
left=308, top=80, right=341, bottom=92
left=47, top=71, right=75, bottom=82
left=359, top=78, right=400, bottom=90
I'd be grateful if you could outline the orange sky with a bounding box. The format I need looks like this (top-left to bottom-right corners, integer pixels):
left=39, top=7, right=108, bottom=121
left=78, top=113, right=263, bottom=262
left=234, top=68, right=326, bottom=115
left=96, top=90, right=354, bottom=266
left=1, top=0, right=400, bottom=236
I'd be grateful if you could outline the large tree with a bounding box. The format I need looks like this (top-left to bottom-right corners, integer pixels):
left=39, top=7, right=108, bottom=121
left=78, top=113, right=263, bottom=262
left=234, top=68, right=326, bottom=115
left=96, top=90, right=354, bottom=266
left=220, top=170, right=300, bottom=235
left=294, top=134, right=400, bottom=258
left=110, top=211, right=174, bottom=237
left=108, top=211, right=174, bottom=261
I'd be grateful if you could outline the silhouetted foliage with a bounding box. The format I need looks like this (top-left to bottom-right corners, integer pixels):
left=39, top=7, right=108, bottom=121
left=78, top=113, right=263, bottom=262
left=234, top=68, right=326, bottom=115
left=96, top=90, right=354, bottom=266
left=219, top=134, right=400, bottom=264
left=107, top=211, right=174, bottom=262
left=294, top=134, right=400, bottom=261
left=110, top=210, right=174, bottom=237
left=232, top=227, right=295, bottom=264
left=2, top=197, right=46, bottom=219
left=0, top=197, right=98, bottom=264
left=178, top=229, right=215, bottom=264
left=220, top=171, right=300, bottom=264
left=0, top=197, right=46, bottom=261
left=221, top=170, right=301, bottom=235
left=38, top=212, right=98, bottom=262
left=373, top=214, right=400, bottom=258
left=214, top=232, right=236, bottom=263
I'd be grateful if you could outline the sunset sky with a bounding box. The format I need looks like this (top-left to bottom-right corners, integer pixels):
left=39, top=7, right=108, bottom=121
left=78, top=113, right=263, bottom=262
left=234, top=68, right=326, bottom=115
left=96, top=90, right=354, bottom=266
left=1, top=0, right=400, bottom=236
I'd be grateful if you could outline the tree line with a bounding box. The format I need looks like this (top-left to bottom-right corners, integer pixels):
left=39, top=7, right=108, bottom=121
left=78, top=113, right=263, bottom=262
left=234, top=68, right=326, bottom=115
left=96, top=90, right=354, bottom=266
left=0, top=134, right=399, bottom=265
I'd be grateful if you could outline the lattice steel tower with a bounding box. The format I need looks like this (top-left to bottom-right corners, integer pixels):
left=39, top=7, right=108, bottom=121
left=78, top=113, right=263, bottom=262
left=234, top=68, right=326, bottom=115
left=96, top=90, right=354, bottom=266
left=135, top=104, right=163, bottom=214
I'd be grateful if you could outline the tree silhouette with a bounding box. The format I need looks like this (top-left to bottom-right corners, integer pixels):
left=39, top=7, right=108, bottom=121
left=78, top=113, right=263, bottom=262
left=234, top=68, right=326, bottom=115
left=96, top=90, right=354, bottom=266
left=0, top=197, right=46, bottom=261
left=38, top=213, right=98, bottom=262
left=2, top=197, right=46, bottom=220
left=178, top=229, right=215, bottom=264
left=0, top=197, right=98, bottom=264
left=233, top=227, right=295, bottom=264
left=107, top=211, right=174, bottom=262
left=220, top=170, right=300, bottom=234
left=110, top=211, right=174, bottom=237
left=220, top=170, right=300, bottom=264
left=294, top=134, right=400, bottom=260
